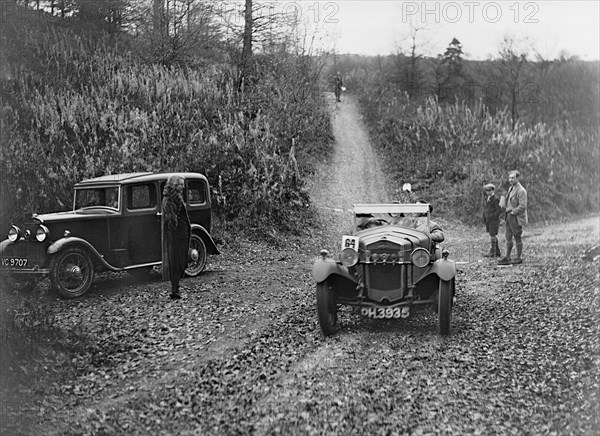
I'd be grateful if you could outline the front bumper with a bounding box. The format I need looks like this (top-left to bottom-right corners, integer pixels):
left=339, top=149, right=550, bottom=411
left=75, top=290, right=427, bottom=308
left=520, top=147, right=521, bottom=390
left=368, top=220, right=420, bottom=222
left=0, top=239, right=49, bottom=275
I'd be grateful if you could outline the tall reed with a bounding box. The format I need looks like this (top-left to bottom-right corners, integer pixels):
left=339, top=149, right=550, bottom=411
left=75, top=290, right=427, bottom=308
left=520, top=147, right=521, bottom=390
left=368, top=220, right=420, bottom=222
left=0, top=18, right=333, bottom=233
left=356, top=85, right=599, bottom=224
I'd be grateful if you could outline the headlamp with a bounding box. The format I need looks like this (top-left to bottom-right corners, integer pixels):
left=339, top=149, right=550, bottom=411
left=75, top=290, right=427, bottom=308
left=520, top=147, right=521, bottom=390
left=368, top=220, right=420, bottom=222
left=340, top=247, right=359, bottom=267
left=411, top=248, right=430, bottom=267
left=36, top=225, right=50, bottom=242
left=8, top=225, right=21, bottom=242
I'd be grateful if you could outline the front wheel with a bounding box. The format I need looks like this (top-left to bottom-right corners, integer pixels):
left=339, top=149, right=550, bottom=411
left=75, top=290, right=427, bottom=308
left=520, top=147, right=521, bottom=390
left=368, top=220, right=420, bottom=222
left=185, top=234, right=207, bottom=277
left=438, top=279, right=454, bottom=336
left=316, top=280, right=338, bottom=336
left=49, top=248, right=94, bottom=298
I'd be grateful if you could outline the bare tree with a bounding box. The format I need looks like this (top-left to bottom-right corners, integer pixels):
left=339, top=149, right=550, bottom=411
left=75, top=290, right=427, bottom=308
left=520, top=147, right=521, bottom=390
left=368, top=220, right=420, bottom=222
left=394, top=18, right=430, bottom=99
left=216, top=1, right=310, bottom=91
left=497, top=35, right=529, bottom=130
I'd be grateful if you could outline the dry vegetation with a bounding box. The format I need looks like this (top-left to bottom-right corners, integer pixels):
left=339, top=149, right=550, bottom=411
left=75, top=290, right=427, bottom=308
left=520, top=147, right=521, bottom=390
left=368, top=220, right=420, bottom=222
left=359, top=94, right=598, bottom=224
left=1, top=3, right=599, bottom=435
left=0, top=8, right=332, bottom=234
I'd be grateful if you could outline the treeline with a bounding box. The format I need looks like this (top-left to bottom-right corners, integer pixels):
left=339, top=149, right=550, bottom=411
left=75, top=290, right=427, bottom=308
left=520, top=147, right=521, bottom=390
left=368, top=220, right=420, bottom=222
left=0, top=1, right=333, bottom=234
left=335, top=38, right=599, bottom=223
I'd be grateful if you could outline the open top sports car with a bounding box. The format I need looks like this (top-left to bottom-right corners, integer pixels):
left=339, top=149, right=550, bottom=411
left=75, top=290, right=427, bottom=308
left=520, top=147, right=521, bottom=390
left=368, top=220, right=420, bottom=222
left=311, top=202, right=456, bottom=336
left=0, top=172, right=220, bottom=298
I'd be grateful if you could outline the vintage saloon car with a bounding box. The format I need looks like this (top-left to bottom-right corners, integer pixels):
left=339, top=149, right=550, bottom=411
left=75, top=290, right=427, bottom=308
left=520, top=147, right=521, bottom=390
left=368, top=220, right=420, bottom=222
left=0, top=172, right=220, bottom=298
left=312, top=203, right=456, bottom=336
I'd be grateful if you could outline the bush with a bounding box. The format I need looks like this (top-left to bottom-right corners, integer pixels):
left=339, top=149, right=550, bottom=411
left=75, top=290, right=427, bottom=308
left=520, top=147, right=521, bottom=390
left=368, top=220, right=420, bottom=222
left=355, top=88, right=599, bottom=224
left=0, top=14, right=333, bottom=235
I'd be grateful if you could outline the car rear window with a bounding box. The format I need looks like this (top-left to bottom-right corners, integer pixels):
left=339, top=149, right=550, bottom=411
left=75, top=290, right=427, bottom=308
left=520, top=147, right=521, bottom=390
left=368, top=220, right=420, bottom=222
left=127, top=183, right=157, bottom=210
left=188, top=180, right=207, bottom=204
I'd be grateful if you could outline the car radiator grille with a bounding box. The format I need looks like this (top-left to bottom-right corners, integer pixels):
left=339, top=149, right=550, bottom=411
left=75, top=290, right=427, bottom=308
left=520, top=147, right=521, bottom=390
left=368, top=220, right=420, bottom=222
left=368, top=263, right=405, bottom=291
left=2, top=242, right=47, bottom=267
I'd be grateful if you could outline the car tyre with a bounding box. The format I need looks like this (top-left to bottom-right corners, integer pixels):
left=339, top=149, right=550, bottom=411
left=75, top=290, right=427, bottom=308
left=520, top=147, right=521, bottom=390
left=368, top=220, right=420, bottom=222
left=49, top=248, right=94, bottom=299
left=185, top=234, right=207, bottom=277
left=316, top=280, right=338, bottom=336
left=438, top=278, right=454, bottom=336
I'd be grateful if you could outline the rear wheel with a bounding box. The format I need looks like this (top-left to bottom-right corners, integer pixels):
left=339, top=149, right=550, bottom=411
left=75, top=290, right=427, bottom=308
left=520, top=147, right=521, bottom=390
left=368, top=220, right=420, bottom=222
left=185, top=234, right=207, bottom=277
left=438, top=279, right=454, bottom=335
left=316, top=280, right=338, bottom=336
left=49, top=248, right=94, bottom=298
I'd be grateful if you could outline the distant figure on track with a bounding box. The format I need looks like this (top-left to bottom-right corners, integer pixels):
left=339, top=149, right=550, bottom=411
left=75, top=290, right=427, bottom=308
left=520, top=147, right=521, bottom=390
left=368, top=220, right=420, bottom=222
left=334, top=72, right=343, bottom=102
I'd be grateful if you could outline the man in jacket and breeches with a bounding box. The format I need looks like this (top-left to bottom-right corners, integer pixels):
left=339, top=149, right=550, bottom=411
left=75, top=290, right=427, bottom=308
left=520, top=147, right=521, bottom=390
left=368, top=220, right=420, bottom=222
left=498, top=170, right=528, bottom=265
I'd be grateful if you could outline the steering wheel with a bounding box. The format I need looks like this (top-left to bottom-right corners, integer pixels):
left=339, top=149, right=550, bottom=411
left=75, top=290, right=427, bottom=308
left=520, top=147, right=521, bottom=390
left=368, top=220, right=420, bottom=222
left=363, top=218, right=389, bottom=229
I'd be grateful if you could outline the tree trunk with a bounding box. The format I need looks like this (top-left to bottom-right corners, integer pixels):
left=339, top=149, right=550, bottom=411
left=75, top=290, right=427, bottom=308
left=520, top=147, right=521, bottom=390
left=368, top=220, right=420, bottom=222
left=238, top=0, right=253, bottom=92
left=153, top=0, right=166, bottom=37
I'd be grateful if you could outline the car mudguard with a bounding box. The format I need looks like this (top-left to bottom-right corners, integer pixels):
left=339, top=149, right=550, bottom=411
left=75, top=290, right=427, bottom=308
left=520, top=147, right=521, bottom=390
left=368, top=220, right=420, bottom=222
left=311, top=258, right=356, bottom=284
left=47, top=237, right=118, bottom=271
left=191, top=224, right=220, bottom=255
left=416, top=258, right=456, bottom=283
left=0, top=239, right=12, bottom=255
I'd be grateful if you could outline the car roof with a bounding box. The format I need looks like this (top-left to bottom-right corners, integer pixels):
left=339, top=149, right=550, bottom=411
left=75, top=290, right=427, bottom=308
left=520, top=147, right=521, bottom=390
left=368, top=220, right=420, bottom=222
left=74, top=172, right=208, bottom=187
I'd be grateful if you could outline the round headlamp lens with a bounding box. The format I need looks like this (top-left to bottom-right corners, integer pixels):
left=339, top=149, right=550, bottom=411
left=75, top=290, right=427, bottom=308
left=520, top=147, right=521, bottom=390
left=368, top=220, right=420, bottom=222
left=8, top=226, right=20, bottom=242
left=36, top=225, right=49, bottom=242
left=411, top=248, right=430, bottom=268
left=340, top=247, right=359, bottom=267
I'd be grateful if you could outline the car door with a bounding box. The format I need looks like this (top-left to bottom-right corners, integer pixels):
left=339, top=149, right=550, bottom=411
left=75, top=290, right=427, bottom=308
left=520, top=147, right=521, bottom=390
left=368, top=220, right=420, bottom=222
left=124, top=181, right=162, bottom=265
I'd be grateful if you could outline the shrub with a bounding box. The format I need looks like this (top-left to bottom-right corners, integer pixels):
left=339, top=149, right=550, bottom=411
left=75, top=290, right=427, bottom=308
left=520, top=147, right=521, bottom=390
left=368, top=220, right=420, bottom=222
left=355, top=87, right=599, bottom=224
left=0, top=17, right=333, bottom=235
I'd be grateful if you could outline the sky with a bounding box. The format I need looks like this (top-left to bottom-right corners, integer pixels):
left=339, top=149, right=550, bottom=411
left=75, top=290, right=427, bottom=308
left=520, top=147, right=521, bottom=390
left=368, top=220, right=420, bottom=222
left=295, top=1, right=600, bottom=60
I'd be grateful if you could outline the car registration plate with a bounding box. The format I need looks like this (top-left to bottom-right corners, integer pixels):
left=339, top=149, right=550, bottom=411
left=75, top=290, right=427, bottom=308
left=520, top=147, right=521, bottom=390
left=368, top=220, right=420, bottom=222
left=1, top=258, right=29, bottom=268
left=361, top=307, right=402, bottom=319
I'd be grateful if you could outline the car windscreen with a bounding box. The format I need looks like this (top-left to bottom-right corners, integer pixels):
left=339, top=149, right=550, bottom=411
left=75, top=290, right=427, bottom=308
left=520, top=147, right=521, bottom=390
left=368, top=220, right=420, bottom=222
left=355, top=212, right=427, bottom=232
left=74, top=187, right=120, bottom=210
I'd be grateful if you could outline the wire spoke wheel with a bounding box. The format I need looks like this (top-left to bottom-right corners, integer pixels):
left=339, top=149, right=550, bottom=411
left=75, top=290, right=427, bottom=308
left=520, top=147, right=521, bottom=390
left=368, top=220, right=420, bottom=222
left=185, top=234, right=207, bottom=277
left=50, top=248, right=94, bottom=298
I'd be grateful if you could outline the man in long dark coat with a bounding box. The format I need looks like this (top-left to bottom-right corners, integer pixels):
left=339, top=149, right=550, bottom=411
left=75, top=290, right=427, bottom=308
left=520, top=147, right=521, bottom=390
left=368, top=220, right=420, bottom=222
left=162, top=175, right=191, bottom=299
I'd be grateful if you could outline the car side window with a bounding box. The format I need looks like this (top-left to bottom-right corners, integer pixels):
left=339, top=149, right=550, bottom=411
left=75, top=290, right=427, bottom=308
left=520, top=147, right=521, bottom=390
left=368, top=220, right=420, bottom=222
left=188, top=180, right=206, bottom=205
left=158, top=180, right=188, bottom=206
left=127, top=183, right=157, bottom=210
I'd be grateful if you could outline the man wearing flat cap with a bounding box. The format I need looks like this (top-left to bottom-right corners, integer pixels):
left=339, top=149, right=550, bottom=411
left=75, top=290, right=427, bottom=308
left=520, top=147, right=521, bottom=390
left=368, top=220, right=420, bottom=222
left=498, top=170, right=528, bottom=265
left=482, top=183, right=503, bottom=257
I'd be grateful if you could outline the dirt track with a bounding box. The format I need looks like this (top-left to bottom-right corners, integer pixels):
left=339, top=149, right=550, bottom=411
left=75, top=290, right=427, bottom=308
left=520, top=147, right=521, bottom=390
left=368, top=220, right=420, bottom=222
left=3, top=93, right=599, bottom=435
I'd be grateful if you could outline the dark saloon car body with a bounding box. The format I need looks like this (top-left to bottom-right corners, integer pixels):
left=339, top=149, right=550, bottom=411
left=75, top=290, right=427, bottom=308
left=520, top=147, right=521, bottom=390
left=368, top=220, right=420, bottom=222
left=0, top=172, right=219, bottom=298
left=312, top=203, right=456, bottom=336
